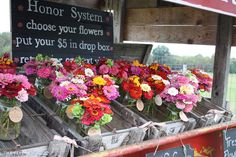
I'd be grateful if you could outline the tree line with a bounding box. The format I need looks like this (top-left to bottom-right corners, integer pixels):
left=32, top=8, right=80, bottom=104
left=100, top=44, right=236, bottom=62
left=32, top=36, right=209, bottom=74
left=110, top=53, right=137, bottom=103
left=0, top=32, right=11, bottom=53
left=149, top=45, right=236, bottom=74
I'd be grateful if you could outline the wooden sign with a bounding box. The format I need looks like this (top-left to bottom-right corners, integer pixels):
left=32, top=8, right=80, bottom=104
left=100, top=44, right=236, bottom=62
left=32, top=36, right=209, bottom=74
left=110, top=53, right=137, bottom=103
left=11, top=0, right=113, bottom=64
left=223, top=128, right=236, bottom=157
left=164, top=0, right=236, bottom=17
left=146, top=145, right=194, bottom=157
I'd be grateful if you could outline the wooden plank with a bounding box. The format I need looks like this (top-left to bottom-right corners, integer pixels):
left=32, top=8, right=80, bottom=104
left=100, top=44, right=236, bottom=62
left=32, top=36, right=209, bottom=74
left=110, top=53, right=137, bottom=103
left=211, top=15, right=233, bottom=108
left=126, top=0, right=157, bottom=8
left=46, top=0, right=102, bottom=9
left=113, top=0, right=125, bottom=43
left=125, top=25, right=236, bottom=45
left=113, top=43, right=153, bottom=62
left=126, top=7, right=218, bottom=26
left=125, top=25, right=217, bottom=44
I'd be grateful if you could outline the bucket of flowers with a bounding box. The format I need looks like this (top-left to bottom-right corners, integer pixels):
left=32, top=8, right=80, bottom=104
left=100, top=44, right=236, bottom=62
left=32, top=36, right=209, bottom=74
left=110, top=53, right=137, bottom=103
left=119, top=61, right=198, bottom=137
left=50, top=65, right=119, bottom=135
left=0, top=53, right=16, bottom=74
left=188, top=69, right=232, bottom=127
left=0, top=73, right=36, bottom=140
left=23, top=54, right=63, bottom=98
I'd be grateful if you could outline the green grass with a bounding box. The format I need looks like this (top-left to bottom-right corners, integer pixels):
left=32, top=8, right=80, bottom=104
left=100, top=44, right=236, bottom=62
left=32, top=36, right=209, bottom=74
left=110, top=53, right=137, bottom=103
left=227, top=74, right=236, bottom=117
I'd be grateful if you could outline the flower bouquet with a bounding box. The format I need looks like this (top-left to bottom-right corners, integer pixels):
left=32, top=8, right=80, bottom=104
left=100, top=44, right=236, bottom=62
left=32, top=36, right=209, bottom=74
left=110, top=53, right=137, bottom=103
left=0, top=53, right=16, bottom=74
left=0, top=73, right=36, bottom=140
left=23, top=54, right=63, bottom=97
left=190, top=69, right=212, bottom=95
left=48, top=60, right=120, bottom=134
left=160, top=72, right=200, bottom=121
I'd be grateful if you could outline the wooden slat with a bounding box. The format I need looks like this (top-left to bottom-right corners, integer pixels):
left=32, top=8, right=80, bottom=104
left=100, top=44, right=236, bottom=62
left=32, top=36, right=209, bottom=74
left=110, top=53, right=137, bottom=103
left=113, top=43, right=153, bottom=62
left=126, top=0, right=158, bottom=9
left=125, top=25, right=216, bottom=44
left=126, top=7, right=218, bottom=26
left=46, top=0, right=102, bottom=9
left=125, top=25, right=236, bottom=45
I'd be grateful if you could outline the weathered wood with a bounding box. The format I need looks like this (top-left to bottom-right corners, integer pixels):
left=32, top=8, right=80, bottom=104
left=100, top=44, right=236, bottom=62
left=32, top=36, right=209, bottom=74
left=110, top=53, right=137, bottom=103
left=142, top=45, right=153, bottom=64
left=113, top=43, right=153, bottom=63
left=29, top=95, right=152, bottom=155
left=125, top=25, right=217, bottom=44
left=211, top=15, right=233, bottom=108
left=0, top=145, right=48, bottom=157
left=113, top=0, right=126, bottom=43
left=188, top=98, right=232, bottom=128
left=126, top=7, right=218, bottom=26
left=46, top=0, right=102, bottom=9
left=126, top=0, right=157, bottom=8
left=124, top=7, right=236, bottom=45
left=0, top=104, right=55, bottom=156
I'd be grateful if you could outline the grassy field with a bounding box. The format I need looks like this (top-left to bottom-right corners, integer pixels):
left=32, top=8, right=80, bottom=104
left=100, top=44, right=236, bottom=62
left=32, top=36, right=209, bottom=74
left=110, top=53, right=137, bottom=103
left=227, top=74, right=236, bottom=117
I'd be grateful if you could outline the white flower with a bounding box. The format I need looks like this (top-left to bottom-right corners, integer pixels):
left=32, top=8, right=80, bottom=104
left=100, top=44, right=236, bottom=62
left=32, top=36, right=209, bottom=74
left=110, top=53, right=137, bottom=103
left=180, top=85, right=194, bottom=94
left=51, top=58, right=63, bottom=67
left=60, top=81, right=71, bottom=87
left=85, top=68, right=94, bottom=77
left=140, top=83, right=151, bottom=92
left=80, top=97, right=89, bottom=101
left=162, top=80, right=170, bottom=85
left=16, top=89, right=29, bottom=102
left=167, top=87, right=179, bottom=96
left=56, top=71, right=64, bottom=78
left=152, top=75, right=162, bottom=81
left=71, top=78, right=84, bottom=84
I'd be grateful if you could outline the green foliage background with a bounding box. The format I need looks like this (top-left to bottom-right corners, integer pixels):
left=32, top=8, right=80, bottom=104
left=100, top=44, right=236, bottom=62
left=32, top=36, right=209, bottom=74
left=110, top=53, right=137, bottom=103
left=0, top=32, right=11, bottom=54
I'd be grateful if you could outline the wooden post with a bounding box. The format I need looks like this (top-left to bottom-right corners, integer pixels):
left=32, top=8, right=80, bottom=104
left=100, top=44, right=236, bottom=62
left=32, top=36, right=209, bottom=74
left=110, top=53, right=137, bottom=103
left=211, top=14, right=233, bottom=108
left=113, top=0, right=125, bottom=43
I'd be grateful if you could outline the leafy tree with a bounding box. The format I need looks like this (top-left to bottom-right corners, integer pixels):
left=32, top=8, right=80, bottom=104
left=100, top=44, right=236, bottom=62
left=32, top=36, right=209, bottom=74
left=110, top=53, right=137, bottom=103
left=151, top=45, right=171, bottom=64
left=0, top=32, right=11, bottom=53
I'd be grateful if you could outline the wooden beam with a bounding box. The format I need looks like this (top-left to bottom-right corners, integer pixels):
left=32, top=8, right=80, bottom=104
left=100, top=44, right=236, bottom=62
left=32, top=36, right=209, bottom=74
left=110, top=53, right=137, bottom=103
left=113, top=43, right=152, bottom=62
left=126, top=0, right=157, bottom=8
left=125, top=25, right=218, bottom=45
left=113, top=0, right=126, bottom=43
left=46, top=0, right=101, bottom=9
left=126, top=7, right=218, bottom=26
left=211, top=15, right=233, bottom=108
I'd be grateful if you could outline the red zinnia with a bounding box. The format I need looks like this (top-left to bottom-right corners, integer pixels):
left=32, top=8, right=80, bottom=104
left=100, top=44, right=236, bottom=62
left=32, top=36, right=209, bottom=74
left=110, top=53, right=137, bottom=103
left=129, top=87, right=142, bottom=100
left=143, top=90, right=154, bottom=100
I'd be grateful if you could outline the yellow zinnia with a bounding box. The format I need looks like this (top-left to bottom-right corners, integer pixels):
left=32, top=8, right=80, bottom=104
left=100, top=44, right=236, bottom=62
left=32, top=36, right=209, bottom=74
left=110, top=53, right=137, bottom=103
left=129, top=76, right=140, bottom=86
left=93, top=76, right=107, bottom=86
left=132, top=60, right=145, bottom=67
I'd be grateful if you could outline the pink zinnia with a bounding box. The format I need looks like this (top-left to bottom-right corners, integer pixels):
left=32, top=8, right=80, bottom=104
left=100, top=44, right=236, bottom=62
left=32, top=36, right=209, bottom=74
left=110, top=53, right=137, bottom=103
left=37, top=67, right=51, bottom=78
left=103, top=85, right=120, bottom=100
left=99, top=64, right=109, bottom=74
left=51, top=86, right=68, bottom=101
left=110, top=66, right=119, bottom=75
left=65, top=83, right=78, bottom=94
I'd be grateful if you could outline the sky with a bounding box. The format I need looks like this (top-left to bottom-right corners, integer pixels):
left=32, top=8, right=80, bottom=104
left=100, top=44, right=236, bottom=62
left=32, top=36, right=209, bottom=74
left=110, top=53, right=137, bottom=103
left=1, top=0, right=236, bottom=58
left=0, top=0, right=10, bottom=32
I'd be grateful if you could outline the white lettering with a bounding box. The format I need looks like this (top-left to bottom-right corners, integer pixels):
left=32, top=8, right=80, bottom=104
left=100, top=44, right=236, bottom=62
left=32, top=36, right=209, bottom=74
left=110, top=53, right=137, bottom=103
left=16, top=37, right=33, bottom=47
left=97, top=42, right=110, bottom=51
left=70, top=7, right=103, bottom=23
left=35, top=38, right=55, bottom=48
left=58, top=26, right=77, bottom=35
left=27, top=0, right=64, bottom=16
left=79, top=41, right=96, bottom=52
